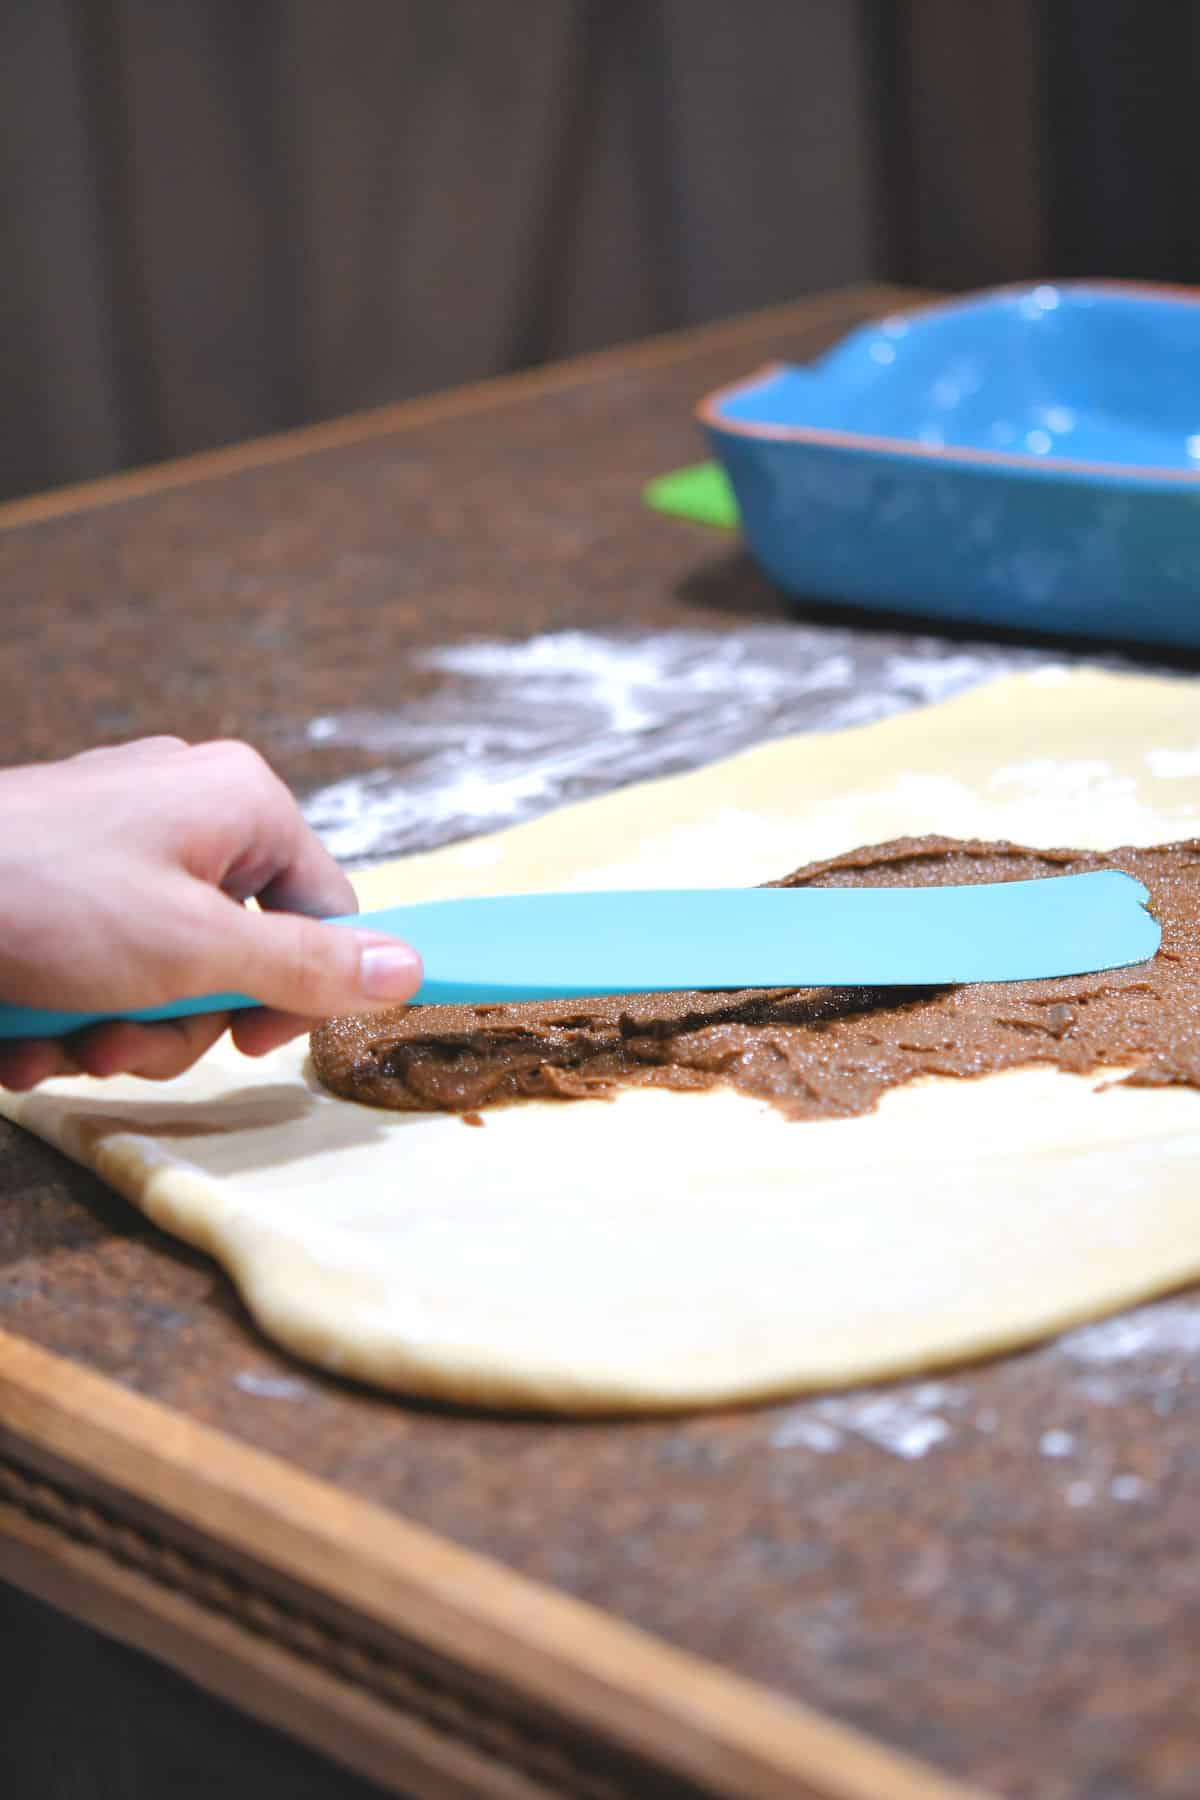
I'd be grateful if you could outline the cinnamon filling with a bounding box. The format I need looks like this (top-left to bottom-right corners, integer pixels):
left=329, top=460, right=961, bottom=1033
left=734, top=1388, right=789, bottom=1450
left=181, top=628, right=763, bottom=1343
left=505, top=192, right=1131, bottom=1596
left=310, top=837, right=1193, bottom=1121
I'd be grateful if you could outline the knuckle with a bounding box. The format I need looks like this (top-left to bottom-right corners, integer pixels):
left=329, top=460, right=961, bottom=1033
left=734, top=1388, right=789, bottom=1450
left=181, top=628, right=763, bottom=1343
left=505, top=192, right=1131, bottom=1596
left=71, top=1023, right=135, bottom=1079
left=0, top=1044, right=61, bottom=1090
left=138, top=905, right=223, bottom=1005
left=278, top=918, right=349, bottom=1013
left=192, top=739, right=275, bottom=788
left=138, top=734, right=189, bottom=753
left=144, top=1049, right=197, bottom=1082
left=78, top=733, right=187, bottom=756
left=193, top=741, right=293, bottom=819
left=147, top=910, right=208, bottom=995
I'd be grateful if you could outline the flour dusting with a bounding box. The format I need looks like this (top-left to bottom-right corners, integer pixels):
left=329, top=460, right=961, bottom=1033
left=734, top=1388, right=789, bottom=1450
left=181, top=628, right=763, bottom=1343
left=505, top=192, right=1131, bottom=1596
left=1059, top=1300, right=1200, bottom=1364
left=297, top=625, right=1028, bottom=862
left=233, top=1369, right=308, bottom=1400
left=772, top=1385, right=968, bottom=1460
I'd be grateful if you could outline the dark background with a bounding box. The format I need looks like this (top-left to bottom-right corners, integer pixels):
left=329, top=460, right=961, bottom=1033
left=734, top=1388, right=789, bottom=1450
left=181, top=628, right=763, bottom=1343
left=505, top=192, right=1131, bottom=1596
left=3, top=0, right=1197, bottom=503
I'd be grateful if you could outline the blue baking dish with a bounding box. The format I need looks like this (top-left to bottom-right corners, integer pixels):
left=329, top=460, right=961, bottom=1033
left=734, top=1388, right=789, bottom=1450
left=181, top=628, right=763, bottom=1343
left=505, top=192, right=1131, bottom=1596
left=699, top=282, right=1200, bottom=647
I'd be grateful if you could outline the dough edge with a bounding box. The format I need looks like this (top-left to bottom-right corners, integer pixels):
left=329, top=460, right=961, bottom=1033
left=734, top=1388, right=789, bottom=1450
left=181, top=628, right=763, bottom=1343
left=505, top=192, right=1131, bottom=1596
left=5, top=666, right=1200, bottom=1414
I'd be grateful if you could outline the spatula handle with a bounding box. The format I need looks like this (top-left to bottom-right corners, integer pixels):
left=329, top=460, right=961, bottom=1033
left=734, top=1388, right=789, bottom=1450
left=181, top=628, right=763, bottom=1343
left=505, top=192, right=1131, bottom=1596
left=0, top=991, right=257, bottom=1040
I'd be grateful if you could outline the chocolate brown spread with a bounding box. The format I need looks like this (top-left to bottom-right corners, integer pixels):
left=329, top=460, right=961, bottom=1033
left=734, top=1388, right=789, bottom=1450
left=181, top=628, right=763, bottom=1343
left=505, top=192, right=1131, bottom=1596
left=310, top=837, right=1196, bottom=1120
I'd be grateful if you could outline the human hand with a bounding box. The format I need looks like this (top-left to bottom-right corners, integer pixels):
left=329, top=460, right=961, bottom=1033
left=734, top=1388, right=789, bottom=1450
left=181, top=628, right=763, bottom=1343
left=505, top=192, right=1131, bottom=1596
left=0, top=737, right=422, bottom=1090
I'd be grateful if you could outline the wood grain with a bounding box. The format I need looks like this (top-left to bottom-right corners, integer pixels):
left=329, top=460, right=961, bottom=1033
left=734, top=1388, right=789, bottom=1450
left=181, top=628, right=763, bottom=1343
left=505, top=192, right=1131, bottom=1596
left=0, top=1330, right=979, bottom=1800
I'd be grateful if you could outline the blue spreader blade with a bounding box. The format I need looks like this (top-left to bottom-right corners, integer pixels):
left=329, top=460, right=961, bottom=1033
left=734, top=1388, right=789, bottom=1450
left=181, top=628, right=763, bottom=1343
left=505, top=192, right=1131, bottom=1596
left=0, top=870, right=1159, bottom=1038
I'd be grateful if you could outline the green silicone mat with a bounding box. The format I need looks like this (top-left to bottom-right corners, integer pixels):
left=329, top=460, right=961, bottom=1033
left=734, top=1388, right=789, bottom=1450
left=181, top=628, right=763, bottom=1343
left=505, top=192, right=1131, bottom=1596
left=642, top=461, right=738, bottom=529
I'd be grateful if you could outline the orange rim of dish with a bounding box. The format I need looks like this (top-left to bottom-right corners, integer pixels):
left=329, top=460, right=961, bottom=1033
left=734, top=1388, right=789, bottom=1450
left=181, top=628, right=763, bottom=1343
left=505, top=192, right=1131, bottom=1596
left=695, top=278, right=1200, bottom=485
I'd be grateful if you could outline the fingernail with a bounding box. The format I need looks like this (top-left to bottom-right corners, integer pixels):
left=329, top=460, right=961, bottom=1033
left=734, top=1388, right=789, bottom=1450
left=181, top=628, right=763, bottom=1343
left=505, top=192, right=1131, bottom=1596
left=359, top=942, right=423, bottom=1001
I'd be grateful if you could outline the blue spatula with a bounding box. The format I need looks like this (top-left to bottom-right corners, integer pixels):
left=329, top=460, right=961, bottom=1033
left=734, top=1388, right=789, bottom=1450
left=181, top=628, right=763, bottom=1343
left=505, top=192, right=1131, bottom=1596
left=0, top=870, right=1159, bottom=1038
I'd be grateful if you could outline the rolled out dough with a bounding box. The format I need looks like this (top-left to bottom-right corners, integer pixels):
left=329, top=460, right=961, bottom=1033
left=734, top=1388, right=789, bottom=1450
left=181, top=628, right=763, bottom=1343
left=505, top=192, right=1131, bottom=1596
left=5, top=668, right=1200, bottom=1413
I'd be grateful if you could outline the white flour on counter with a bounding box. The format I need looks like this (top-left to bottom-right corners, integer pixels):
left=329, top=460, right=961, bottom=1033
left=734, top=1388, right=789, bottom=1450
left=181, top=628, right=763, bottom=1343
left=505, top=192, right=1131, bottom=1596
left=297, top=625, right=1040, bottom=862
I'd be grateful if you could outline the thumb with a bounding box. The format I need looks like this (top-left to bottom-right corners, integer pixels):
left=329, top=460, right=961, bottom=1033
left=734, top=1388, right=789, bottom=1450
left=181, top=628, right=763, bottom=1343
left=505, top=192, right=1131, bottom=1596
left=197, top=893, right=423, bottom=1018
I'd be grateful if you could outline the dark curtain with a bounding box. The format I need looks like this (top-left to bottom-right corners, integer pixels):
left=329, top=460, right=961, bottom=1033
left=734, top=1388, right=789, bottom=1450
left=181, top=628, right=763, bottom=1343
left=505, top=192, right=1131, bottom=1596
left=1047, top=0, right=1200, bottom=283
left=2, top=0, right=1198, bottom=504
left=0, top=0, right=877, bottom=500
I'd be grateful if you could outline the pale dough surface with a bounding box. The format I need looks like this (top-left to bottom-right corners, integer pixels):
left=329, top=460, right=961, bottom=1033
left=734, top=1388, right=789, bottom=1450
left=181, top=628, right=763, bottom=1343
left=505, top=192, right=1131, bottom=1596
left=5, top=668, right=1200, bottom=1412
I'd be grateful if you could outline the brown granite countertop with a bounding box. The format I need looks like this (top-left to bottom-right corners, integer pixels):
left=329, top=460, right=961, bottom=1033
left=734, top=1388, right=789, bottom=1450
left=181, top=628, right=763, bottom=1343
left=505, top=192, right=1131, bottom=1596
left=4, top=284, right=1200, bottom=1800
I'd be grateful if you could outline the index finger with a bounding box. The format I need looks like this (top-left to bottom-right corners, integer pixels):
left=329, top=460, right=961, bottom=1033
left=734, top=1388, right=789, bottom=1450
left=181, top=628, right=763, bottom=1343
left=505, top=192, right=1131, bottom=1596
left=254, top=822, right=359, bottom=921
left=194, top=743, right=358, bottom=919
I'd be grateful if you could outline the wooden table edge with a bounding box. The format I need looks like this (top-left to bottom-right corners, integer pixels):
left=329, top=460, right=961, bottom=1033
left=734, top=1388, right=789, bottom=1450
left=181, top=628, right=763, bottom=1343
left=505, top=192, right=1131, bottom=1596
left=0, top=284, right=921, bottom=534
left=0, top=1329, right=987, bottom=1800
